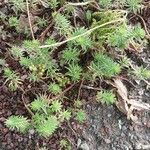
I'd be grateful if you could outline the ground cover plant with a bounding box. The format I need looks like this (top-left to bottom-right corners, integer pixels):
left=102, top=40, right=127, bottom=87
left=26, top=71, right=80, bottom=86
left=1, top=0, right=150, bottom=149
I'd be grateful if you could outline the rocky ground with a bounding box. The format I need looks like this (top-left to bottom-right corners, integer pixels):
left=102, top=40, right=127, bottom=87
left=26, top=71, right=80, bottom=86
left=0, top=1, right=150, bottom=150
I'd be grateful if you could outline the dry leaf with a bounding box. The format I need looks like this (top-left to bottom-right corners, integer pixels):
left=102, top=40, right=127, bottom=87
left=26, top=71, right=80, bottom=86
left=113, top=78, right=150, bottom=122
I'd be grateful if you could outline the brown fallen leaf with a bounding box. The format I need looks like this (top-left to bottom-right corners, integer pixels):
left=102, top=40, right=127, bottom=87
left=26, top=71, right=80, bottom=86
left=113, top=78, right=150, bottom=122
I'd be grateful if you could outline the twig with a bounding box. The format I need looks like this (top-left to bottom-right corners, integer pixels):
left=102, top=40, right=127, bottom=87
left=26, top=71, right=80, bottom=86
left=77, top=78, right=84, bottom=100
left=81, top=85, right=101, bottom=91
left=26, top=0, right=35, bottom=40
left=39, top=21, right=53, bottom=42
left=19, top=87, right=45, bottom=116
left=38, top=5, right=66, bottom=42
left=40, top=18, right=124, bottom=48
left=67, top=121, right=78, bottom=139
left=20, top=87, right=34, bottom=116
left=67, top=1, right=95, bottom=6
left=47, top=83, right=76, bottom=103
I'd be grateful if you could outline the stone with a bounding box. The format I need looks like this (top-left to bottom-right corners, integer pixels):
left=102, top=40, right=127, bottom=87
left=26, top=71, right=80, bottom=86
left=77, top=138, right=82, bottom=147
left=80, top=142, right=90, bottom=150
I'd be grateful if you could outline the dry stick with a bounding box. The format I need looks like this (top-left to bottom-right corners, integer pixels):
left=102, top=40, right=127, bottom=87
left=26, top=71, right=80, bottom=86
left=26, top=0, right=35, bottom=40
left=20, top=88, right=34, bottom=116
left=77, top=78, right=84, bottom=100
left=39, top=21, right=53, bottom=42
left=39, top=5, right=66, bottom=42
left=40, top=18, right=124, bottom=49
left=67, top=121, right=78, bottom=139
left=67, top=1, right=95, bottom=6
left=20, top=87, right=46, bottom=116
left=47, top=83, right=76, bottom=103
left=81, top=85, right=101, bottom=91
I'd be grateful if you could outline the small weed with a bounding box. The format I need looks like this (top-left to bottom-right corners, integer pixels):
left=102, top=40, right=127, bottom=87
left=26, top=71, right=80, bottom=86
left=5, top=116, right=30, bottom=133
left=90, top=53, right=121, bottom=78
left=60, top=139, right=71, bottom=150
left=75, top=110, right=86, bottom=123
left=126, top=0, right=141, bottom=13
left=61, top=47, right=80, bottom=64
left=99, top=0, right=112, bottom=8
left=74, top=99, right=82, bottom=108
left=48, top=83, right=61, bottom=95
left=66, top=63, right=82, bottom=81
left=132, top=66, right=150, bottom=80
left=9, top=17, right=21, bottom=32
left=3, top=68, right=22, bottom=91
left=53, top=12, right=72, bottom=36
left=9, top=0, right=25, bottom=13
left=96, top=90, right=116, bottom=105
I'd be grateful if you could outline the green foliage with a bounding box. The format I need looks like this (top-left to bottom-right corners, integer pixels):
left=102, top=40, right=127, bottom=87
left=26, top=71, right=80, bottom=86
left=36, top=116, right=59, bottom=137
left=108, top=25, right=131, bottom=49
left=90, top=53, right=121, bottom=78
left=59, top=110, right=71, bottom=121
left=36, top=17, right=48, bottom=28
left=71, top=27, right=92, bottom=52
left=60, top=139, right=68, bottom=148
left=132, top=24, right=145, bottom=40
left=23, top=40, right=40, bottom=53
left=132, top=66, right=150, bottom=80
left=5, top=116, right=29, bottom=132
left=6, top=94, right=74, bottom=137
left=9, top=0, right=25, bottom=13
left=75, top=110, right=86, bottom=123
left=74, top=99, right=82, bottom=108
left=60, top=139, right=71, bottom=150
left=48, top=83, right=61, bottom=95
left=48, top=0, right=59, bottom=9
left=9, top=17, right=21, bottom=32
left=10, top=46, right=23, bottom=59
left=50, top=100, right=62, bottom=113
left=126, top=0, right=141, bottom=13
left=30, top=96, right=49, bottom=112
left=61, top=47, right=80, bottom=63
left=99, top=0, right=112, bottom=8
left=5, top=0, right=148, bottom=144
left=11, top=39, right=58, bottom=81
left=3, top=68, right=22, bottom=91
left=53, top=12, right=72, bottom=36
left=96, top=90, right=116, bottom=105
left=108, top=24, right=145, bottom=49
left=66, top=63, right=82, bottom=81
left=91, top=10, right=123, bottom=48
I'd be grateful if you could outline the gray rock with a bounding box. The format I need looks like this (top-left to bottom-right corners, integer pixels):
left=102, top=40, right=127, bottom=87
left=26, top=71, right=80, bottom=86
left=80, top=142, right=90, bottom=150
left=77, top=138, right=82, bottom=147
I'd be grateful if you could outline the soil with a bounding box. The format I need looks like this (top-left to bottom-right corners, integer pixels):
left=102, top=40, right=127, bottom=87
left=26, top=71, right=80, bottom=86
left=78, top=46, right=150, bottom=150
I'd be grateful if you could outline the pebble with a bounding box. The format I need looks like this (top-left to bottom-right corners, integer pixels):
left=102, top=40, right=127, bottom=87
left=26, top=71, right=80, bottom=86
left=77, top=138, right=82, bottom=147
left=107, top=114, right=111, bottom=117
left=80, top=142, right=90, bottom=150
left=104, top=139, right=111, bottom=144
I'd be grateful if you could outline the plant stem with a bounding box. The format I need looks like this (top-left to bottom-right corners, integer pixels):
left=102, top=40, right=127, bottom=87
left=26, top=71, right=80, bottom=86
left=39, top=18, right=125, bottom=49
left=26, top=0, right=35, bottom=40
left=67, top=1, right=95, bottom=6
